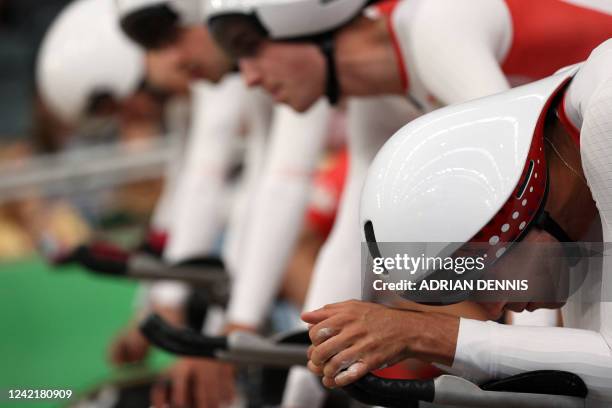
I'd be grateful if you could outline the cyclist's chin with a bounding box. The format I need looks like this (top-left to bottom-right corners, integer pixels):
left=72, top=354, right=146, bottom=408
left=288, top=90, right=322, bottom=113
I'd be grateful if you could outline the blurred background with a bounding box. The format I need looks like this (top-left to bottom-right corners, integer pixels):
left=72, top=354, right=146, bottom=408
left=0, top=1, right=180, bottom=405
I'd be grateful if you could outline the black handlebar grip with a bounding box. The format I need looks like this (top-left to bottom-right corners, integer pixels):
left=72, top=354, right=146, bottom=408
left=344, top=370, right=587, bottom=408
left=343, top=373, right=434, bottom=408
left=176, top=256, right=225, bottom=269
left=140, top=314, right=228, bottom=358
left=481, top=370, right=588, bottom=398
left=59, top=244, right=128, bottom=276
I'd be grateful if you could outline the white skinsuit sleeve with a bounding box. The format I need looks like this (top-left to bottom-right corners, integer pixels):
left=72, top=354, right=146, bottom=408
left=303, top=96, right=420, bottom=312
left=226, top=99, right=331, bottom=327
left=146, top=101, right=190, bottom=308
left=453, top=319, right=612, bottom=403
left=283, top=96, right=421, bottom=408
left=149, top=98, right=188, bottom=232
left=221, top=89, right=273, bottom=276
left=406, top=0, right=511, bottom=105
left=577, top=43, right=612, bottom=347
left=149, top=157, right=181, bottom=233
left=164, top=76, right=248, bottom=263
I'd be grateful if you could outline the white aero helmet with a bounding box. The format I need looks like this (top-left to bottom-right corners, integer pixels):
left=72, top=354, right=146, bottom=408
left=37, top=0, right=145, bottom=124
left=116, top=0, right=204, bottom=49
left=206, top=0, right=369, bottom=41
left=360, top=66, right=581, bottom=303
left=206, top=0, right=369, bottom=103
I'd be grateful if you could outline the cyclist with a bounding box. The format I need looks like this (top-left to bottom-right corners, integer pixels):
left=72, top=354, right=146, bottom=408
left=304, top=40, right=612, bottom=407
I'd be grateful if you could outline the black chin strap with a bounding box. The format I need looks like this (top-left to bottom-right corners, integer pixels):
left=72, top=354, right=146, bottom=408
left=516, top=170, right=584, bottom=266
left=534, top=211, right=574, bottom=243
left=533, top=210, right=586, bottom=267
left=521, top=168, right=573, bottom=244
left=319, top=37, right=340, bottom=105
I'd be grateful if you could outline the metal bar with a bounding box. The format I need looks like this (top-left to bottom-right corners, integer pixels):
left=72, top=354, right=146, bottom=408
left=0, top=137, right=182, bottom=203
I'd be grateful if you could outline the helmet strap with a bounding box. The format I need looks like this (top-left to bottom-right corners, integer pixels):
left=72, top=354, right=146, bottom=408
left=533, top=211, right=573, bottom=243
left=509, top=165, right=583, bottom=267
left=528, top=161, right=573, bottom=243
left=519, top=167, right=572, bottom=243
left=535, top=210, right=586, bottom=267
left=319, top=36, right=340, bottom=105
left=530, top=173, right=586, bottom=266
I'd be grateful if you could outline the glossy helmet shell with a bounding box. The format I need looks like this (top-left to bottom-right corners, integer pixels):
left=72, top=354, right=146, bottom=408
left=37, top=0, right=144, bottom=123
left=360, top=67, right=580, bottom=288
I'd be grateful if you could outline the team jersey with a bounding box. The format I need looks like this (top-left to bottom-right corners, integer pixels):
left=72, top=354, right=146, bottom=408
left=372, top=0, right=612, bottom=111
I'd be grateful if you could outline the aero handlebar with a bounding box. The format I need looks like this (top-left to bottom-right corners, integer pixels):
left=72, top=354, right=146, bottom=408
left=140, top=313, right=588, bottom=408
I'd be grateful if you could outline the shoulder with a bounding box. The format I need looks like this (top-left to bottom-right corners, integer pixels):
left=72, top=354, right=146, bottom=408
left=564, top=40, right=612, bottom=129
left=570, top=40, right=612, bottom=108
left=410, top=0, right=507, bottom=24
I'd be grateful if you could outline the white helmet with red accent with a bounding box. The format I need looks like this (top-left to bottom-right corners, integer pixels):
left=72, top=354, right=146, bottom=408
left=37, top=0, right=144, bottom=124
left=360, top=66, right=581, bottom=302
left=205, top=0, right=369, bottom=103
left=206, top=0, right=369, bottom=41
left=116, top=0, right=204, bottom=48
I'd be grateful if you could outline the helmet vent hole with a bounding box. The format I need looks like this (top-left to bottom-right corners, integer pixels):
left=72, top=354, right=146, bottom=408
left=364, top=221, right=382, bottom=260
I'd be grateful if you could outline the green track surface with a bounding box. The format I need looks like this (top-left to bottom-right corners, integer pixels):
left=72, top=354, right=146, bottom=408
left=0, top=258, right=174, bottom=407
